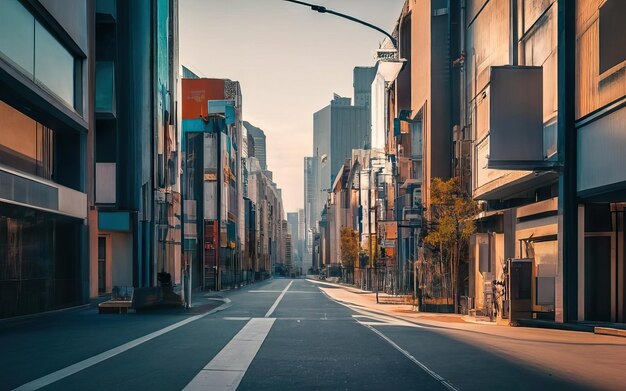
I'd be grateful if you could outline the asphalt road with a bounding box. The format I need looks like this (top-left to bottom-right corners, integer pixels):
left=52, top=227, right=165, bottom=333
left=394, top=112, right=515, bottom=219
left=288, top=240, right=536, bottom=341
left=0, top=279, right=604, bottom=390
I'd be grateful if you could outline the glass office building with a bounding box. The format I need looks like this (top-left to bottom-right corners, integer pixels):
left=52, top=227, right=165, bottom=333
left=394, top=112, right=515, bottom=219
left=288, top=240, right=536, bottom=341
left=0, top=0, right=92, bottom=318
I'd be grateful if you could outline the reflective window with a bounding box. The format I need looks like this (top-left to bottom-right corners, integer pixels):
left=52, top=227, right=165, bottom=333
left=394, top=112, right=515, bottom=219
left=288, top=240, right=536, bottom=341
left=0, top=205, right=82, bottom=318
left=95, top=61, right=115, bottom=113
left=0, top=0, right=34, bottom=75
left=0, top=100, right=54, bottom=180
left=0, top=0, right=76, bottom=109
left=35, top=22, right=75, bottom=107
left=599, top=0, right=626, bottom=74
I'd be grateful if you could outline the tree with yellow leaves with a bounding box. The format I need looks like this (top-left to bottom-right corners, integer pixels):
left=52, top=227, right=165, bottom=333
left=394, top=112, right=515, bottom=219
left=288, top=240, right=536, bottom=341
left=340, top=227, right=359, bottom=284
left=425, top=177, right=479, bottom=313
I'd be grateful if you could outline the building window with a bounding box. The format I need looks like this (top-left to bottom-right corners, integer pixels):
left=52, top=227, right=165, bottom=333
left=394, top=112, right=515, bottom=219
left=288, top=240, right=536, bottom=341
left=599, top=0, right=626, bottom=74
left=0, top=100, right=54, bottom=181
left=34, top=21, right=75, bottom=107
left=0, top=0, right=34, bottom=75
left=95, top=61, right=115, bottom=114
left=0, top=0, right=78, bottom=109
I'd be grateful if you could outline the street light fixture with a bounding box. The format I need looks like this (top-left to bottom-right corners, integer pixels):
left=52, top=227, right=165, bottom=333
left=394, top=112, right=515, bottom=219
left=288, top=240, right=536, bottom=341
left=376, top=60, right=408, bottom=84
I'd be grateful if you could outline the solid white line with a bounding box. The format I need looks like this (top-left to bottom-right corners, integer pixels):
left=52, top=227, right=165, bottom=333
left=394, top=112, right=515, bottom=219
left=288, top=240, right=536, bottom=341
left=264, top=280, right=293, bottom=318
left=363, top=324, right=460, bottom=391
left=183, top=318, right=275, bottom=391
left=248, top=290, right=319, bottom=293
left=12, top=299, right=232, bottom=391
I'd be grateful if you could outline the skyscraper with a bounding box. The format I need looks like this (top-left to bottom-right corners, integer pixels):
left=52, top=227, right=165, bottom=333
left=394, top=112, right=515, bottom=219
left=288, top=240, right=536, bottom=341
left=243, top=121, right=267, bottom=170
left=304, top=156, right=315, bottom=252
left=353, top=66, right=376, bottom=108
left=287, top=212, right=300, bottom=272
left=312, top=94, right=370, bottom=229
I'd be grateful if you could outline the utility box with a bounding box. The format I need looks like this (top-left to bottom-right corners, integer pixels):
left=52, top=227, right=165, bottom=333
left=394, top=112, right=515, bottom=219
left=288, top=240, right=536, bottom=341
left=508, top=258, right=533, bottom=325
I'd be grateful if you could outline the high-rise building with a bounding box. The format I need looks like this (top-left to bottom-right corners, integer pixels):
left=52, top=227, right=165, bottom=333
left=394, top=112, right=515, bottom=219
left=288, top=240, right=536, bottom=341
left=312, top=94, right=370, bottom=230
left=353, top=66, right=376, bottom=108
left=243, top=121, right=267, bottom=170
left=298, top=208, right=307, bottom=271
left=287, top=212, right=299, bottom=272
left=0, top=0, right=94, bottom=318
left=304, top=156, right=315, bottom=255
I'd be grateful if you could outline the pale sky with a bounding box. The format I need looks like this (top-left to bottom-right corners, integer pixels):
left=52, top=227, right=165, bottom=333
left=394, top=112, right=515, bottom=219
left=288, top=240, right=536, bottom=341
left=180, top=0, right=405, bottom=214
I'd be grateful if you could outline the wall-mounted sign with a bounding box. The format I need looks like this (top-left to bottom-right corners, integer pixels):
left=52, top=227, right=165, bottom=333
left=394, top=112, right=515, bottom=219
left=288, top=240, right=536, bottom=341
left=376, top=49, right=399, bottom=61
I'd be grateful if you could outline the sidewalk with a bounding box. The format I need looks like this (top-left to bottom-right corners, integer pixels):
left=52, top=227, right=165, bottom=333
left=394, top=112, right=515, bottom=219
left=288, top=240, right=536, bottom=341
left=310, top=278, right=626, bottom=341
left=308, top=279, right=490, bottom=327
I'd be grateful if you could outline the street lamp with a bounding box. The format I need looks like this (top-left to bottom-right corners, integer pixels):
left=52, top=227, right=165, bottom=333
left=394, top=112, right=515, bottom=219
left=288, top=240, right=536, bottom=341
left=376, top=60, right=407, bottom=84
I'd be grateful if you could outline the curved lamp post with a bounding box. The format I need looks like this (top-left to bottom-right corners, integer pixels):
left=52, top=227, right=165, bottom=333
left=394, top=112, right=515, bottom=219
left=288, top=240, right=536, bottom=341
left=283, top=0, right=398, bottom=48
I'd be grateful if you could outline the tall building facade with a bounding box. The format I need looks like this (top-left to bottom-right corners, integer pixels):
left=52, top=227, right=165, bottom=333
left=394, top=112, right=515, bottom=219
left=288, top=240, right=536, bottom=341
left=312, top=94, right=370, bottom=231
left=287, top=211, right=300, bottom=273
left=0, top=0, right=94, bottom=318
left=573, top=0, right=626, bottom=323
left=182, top=78, right=244, bottom=291
left=92, top=0, right=181, bottom=297
left=303, top=156, right=315, bottom=270
left=243, top=121, right=267, bottom=170
left=298, top=208, right=306, bottom=271
left=353, top=66, right=376, bottom=108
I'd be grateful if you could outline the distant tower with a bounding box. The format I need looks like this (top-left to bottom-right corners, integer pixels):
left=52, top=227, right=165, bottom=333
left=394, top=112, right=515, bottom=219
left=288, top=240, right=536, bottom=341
left=243, top=121, right=267, bottom=170
left=353, top=66, right=376, bottom=108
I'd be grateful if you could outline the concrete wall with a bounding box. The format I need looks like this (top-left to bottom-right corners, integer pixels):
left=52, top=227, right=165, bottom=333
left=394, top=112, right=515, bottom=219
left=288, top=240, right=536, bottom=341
left=111, top=231, right=133, bottom=287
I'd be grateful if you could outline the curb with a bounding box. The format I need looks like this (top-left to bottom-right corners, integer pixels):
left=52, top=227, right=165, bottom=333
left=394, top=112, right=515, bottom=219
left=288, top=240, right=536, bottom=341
left=594, top=327, right=626, bottom=338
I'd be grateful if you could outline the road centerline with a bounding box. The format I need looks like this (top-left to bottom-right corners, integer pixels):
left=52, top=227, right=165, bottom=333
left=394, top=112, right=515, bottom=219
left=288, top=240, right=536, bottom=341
left=264, top=280, right=293, bottom=318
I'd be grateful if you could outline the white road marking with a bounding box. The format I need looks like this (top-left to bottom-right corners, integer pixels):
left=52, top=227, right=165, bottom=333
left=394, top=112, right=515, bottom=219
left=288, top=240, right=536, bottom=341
left=264, top=280, right=293, bottom=318
left=318, top=288, right=455, bottom=389
left=12, top=299, right=232, bottom=391
left=248, top=290, right=318, bottom=293
left=362, top=324, right=459, bottom=391
left=351, top=311, right=424, bottom=328
left=183, top=318, right=275, bottom=391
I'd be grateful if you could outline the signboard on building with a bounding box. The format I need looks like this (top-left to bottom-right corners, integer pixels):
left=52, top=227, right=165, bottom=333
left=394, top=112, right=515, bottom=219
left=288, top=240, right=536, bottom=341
left=375, top=49, right=399, bottom=61
left=488, top=66, right=544, bottom=169
left=378, top=221, right=398, bottom=240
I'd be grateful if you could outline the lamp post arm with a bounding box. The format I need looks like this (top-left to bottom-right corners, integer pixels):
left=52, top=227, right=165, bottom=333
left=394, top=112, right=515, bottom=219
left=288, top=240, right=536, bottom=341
left=282, top=0, right=397, bottom=48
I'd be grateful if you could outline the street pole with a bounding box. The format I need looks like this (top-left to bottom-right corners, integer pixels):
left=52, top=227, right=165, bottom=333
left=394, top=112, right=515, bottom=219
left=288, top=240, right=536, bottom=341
left=374, top=169, right=379, bottom=304
left=368, top=168, right=372, bottom=293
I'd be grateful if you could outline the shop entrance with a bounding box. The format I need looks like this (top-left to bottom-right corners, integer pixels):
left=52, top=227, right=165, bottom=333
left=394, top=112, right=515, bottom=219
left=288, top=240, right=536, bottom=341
left=584, top=235, right=612, bottom=321
left=583, top=204, right=626, bottom=323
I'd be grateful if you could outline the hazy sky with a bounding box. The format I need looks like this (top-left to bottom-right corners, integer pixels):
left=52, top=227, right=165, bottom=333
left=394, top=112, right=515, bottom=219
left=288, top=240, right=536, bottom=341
left=180, top=0, right=405, bottom=214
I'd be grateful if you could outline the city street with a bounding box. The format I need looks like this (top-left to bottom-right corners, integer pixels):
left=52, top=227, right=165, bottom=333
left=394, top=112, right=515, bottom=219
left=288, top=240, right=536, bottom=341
left=3, top=278, right=625, bottom=391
